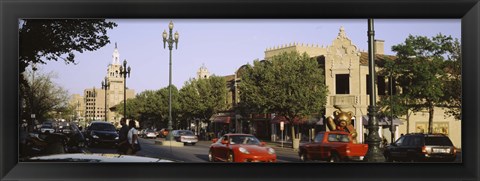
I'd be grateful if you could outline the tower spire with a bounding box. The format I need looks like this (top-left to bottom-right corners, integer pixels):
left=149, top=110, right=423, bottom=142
left=112, top=42, right=120, bottom=65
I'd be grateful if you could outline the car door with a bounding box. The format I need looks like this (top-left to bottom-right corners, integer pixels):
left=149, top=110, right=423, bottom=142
left=311, top=133, right=324, bottom=159
left=217, top=136, right=230, bottom=161
left=398, top=136, right=412, bottom=160
left=389, top=136, right=405, bottom=159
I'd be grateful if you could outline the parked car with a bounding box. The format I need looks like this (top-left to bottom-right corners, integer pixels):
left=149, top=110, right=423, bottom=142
left=208, top=134, right=276, bottom=162
left=144, top=129, right=158, bottom=139
left=172, top=130, right=198, bottom=145
left=40, top=122, right=55, bottom=134
left=383, top=133, right=457, bottom=162
left=298, top=131, right=368, bottom=162
left=59, top=123, right=86, bottom=153
left=85, top=121, right=119, bottom=148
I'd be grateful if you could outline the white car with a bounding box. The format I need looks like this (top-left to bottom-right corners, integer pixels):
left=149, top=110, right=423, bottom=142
left=144, top=129, right=158, bottom=139
left=172, top=130, right=198, bottom=145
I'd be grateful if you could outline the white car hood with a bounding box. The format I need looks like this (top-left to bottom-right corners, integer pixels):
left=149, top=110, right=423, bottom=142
left=29, top=153, right=174, bottom=162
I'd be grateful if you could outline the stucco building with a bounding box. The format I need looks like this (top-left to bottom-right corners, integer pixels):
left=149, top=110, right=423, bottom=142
left=261, top=26, right=461, bottom=148
left=218, top=27, right=461, bottom=148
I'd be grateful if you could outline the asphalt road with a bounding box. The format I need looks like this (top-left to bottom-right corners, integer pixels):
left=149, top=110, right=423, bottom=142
left=87, top=138, right=462, bottom=163
left=87, top=138, right=301, bottom=162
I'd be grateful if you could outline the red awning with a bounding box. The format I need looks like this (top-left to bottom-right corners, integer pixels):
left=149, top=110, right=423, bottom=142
left=212, top=116, right=231, bottom=124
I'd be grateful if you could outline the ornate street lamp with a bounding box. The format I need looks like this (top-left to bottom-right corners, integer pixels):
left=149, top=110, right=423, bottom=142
left=162, top=21, right=179, bottom=140
left=101, top=76, right=110, bottom=122
left=29, top=62, right=37, bottom=132
left=119, top=59, right=131, bottom=120
left=364, top=19, right=385, bottom=162
left=389, top=71, right=395, bottom=144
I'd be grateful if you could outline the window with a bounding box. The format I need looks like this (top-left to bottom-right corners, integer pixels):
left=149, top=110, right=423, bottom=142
left=377, top=76, right=386, bottom=95
left=314, top=133, right=324, bottom=143
left=327, top=134, right=350, bottom=143
left=403, top=136, right=412, bottom=147
left=336, top=74, right=349, bottom=94
left=366, top=75, right=387, bottom=95
left=395, top=136, right=405, bottom=146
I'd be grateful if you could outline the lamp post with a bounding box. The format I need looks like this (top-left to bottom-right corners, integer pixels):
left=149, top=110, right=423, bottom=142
left=162, top=21, right=179, bottom=139
left=30, top=63, right=37, bottom=132
left=101, top=76, right=110, bottom=122
left=119, top=59, right=131, bottom=120
left=364, top=19, right=385, bottom=162
left=389, top=71, right=395, bottom=144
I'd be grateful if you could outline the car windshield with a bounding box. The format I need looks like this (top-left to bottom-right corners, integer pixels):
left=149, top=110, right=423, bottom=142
left=145, top=129, right=155, bottom=133
left=229, top=135, right=261, bottom=145
left=425, top=136, right=453, bottom=146
left=177, top=131, right=194, bottom=136
left=327, top=134, right=350, bottom=143
left=41, top=124, right=52, bottom=128
left=90, top=123, right=116, bottom=131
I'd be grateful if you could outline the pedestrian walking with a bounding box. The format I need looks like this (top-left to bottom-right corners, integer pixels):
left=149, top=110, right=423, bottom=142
left=126, top=120, right=141, bottom=155
left=117, top=118, right=129, bottom=154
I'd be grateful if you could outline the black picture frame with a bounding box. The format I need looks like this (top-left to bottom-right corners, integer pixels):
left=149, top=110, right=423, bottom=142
left=1, top=0, right=478, bottom=180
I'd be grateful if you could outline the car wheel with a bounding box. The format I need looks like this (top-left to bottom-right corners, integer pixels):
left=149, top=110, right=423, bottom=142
left=208, top=150, right=215, bottom=162
left=227, top=152, right=234, bottom=162
left=300, top=151, right=309, bottom=162
left=329, top=152, right=341, bottom=163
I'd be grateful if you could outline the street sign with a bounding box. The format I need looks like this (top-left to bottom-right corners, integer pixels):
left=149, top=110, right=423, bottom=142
left=31, top=114, right=35, bottom=119
left=280, top=121, right=284, bottom=131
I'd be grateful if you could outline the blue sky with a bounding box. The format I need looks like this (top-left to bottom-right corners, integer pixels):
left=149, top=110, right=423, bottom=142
left=33, top=19, right=461, bottom=96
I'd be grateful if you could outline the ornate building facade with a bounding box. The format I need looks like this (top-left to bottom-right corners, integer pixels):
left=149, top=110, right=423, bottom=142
left=261, top=27, right=461, bottom=148
left=69, top=43, right=135, bottom=127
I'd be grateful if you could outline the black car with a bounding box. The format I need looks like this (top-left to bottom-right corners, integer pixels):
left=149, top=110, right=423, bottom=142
left=85, top=121, right=119, bottom=148
left=58, top=122, right=86, bottom=153
left=384, top=133, right=457, bottom=162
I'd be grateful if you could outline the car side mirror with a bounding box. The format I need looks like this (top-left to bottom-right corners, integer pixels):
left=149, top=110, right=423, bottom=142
left=212, top=138, right=218, bottom=143
left=260, top=142, right=266, bottom=146
left=221, top=140, right=229, bottom=145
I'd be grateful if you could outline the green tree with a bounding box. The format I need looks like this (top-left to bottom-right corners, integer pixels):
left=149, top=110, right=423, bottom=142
left=157, top=86, right=180, bottom=129
left=19, top=19, right=117, bottom=72
left=238, top=52, right=328, bottom=144
left=440, top=39, right=461, bottom=120
left=22, top=69, right=70, bottom=129
left=179, top=76, right=227, bottom=129
left=387, top=34, right=460, bottom=134
left=19, top=19, right=117, bottom=128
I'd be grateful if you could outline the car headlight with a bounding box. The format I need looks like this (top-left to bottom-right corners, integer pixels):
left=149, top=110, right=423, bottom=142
left=115, top=136, right=119, bottom=140
left=92, top=135, right=99, bottom=139
left=239, top=147, right=250, bottom=154
left=268, top=148, right=275, bottom=155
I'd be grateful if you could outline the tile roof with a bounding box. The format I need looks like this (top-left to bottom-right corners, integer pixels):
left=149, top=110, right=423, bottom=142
left=359, top=52, right=396, bottom=67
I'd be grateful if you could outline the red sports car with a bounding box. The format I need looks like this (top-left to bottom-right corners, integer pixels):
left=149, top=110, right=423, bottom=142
left=208, top=134, right=277, bottom=162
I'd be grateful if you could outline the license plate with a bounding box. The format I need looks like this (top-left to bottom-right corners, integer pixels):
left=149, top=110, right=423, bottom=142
left=433, top=148, right=449, bottom=153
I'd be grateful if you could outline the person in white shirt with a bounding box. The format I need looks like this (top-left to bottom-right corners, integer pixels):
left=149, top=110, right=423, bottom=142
left=126, top=120, right=139, bottom=155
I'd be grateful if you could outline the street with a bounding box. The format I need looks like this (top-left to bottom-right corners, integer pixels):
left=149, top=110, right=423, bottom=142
left=87, top=137, right=302, bottom=162
left=86, top=137, right=462, bottom=163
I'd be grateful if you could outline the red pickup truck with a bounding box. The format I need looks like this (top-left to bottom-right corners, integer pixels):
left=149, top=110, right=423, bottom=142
left=298, top=131, right=368, bottom=162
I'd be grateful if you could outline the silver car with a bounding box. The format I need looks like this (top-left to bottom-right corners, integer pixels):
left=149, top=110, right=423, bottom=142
left=172, top=130, right=198, bottom=145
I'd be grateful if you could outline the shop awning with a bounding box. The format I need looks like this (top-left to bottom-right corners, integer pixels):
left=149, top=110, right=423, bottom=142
left=362, top=115, right=403, bottom=126
left=212, top=116, right=232, bottom=124
left=271, top=115, right=323, bottom=125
